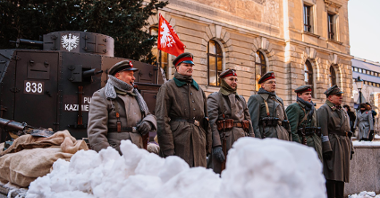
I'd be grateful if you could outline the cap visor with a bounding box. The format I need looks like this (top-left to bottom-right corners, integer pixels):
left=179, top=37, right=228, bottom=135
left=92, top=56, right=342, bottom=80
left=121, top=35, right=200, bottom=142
left=182, top=60, right=194, bottom=65
left=120, top=67, right=139, bottom=72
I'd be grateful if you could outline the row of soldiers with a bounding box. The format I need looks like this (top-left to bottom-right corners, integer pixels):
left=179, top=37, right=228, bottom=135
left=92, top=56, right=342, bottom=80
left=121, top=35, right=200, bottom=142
left=87, top=52, right=353, bottom=198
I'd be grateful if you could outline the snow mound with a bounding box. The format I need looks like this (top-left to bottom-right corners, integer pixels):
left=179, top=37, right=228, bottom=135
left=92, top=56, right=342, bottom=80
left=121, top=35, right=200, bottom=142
left=26, top=138, right=325, bottom=198
left=349, top=191, right=380, bottom=198
left=26, top=140, right=220, bottom=198
left=353, top=140, right=380, bottom=146
left=218, top=138, right=325, bottom=198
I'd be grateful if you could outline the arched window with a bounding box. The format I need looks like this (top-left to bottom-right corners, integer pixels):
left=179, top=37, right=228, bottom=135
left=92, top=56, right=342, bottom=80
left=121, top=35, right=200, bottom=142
left=304, top=60, right=314, bottom=97
left=256, top=51, right=267, bottom=76
left=329, top=66, right=337, bottom=87
left=208, top=40, right=223, bottom=86
left=255, top=51, right=267, bottom=91
left=150, top=26, right=169, bottom=80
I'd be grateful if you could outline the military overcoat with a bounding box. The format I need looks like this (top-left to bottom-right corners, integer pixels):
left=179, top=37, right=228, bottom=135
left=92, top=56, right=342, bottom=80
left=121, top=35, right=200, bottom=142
left=87, top=88, right=157, bottom=153
left=317, top=101, right=354, bottom=182
left=354, top=110, right=374, bottom=140
left=247, top=93, right=291, bottom=140
left=286, top=102, right=323, bottom=161
left=207, top=91, right=254, bottom=173
left=155, top=75, right=212, bottom=167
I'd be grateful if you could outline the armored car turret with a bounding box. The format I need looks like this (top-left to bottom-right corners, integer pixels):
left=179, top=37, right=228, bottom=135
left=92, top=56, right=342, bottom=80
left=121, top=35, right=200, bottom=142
left=0, top=31, right=164, bottom=141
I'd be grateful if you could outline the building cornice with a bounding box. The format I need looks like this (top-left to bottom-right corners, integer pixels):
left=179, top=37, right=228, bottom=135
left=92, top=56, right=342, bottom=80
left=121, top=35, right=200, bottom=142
left=286, top=39, right=353, bottom=59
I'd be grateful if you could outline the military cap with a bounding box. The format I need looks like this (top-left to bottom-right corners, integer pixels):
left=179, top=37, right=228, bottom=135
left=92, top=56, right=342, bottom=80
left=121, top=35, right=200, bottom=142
left=324, top=85, right=343, bottom=96
left=219, top=69, right=237, bottom=78
left=258, top=71, right=275, bottom=84
left=108, top=60, right=138, bottom=75
left=173, top=52, right=194, bottom=66
left=294, top=85, right=312, bottom=94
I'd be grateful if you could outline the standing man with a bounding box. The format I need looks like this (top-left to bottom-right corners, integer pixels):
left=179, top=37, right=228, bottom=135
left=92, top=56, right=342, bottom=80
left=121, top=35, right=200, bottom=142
left=317, top=85, right=354, bottom=198
left=248, top=71, right=291, bottom=140
left=285, top=85, right=322, bottom=161
left=88, top=60, right=157, bottom=154
left=155, top=52, right=212, bottom=167
left=207, top=69, right=254, bottom=174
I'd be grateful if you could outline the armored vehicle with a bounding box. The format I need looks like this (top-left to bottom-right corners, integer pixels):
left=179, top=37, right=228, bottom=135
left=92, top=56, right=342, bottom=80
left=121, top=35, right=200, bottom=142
left=0, top=31, right=165, bottom=142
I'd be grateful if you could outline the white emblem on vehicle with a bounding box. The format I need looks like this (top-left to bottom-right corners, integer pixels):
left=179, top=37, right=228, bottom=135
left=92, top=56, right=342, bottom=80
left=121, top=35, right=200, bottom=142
left=61, top=33, right=79, bottom=52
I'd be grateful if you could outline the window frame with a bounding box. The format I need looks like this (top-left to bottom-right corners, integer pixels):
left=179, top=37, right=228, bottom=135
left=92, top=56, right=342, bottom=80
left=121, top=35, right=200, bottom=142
left=207, top=40, right=223, bottom=87
left=329, top=66, right=337, bottom=87
left=327, top=13, right=336, bottom=40
left=304, top=60, right=314, bottom=97
left=303, top=4, right=313, bottom=33
left=256, top=51, right=267, bottom=77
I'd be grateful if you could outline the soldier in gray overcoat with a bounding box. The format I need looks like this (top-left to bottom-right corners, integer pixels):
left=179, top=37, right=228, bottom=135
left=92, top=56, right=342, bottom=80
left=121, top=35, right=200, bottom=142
left=87, top=60, right=157, bottom=154
left=285, top=85, right=322, bottom=162
left=353, top=103, right=374, bottom=141
left=207, top=69, right=254, bottom=174
left=247, top=71, right=291, bottom=140
left=155, top=52, right=212, bottom=167
left=317, top=85, right=354, bottom=198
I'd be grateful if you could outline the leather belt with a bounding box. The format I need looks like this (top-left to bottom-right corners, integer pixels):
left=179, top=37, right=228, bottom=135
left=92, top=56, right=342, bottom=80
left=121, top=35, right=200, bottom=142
left=171, top=118, right=200, bottom=127
left=109, top=127, right=137, bottom=133
left=329, top=130, right=348, bottom=137
left=234, top=122, right=243, bottom=128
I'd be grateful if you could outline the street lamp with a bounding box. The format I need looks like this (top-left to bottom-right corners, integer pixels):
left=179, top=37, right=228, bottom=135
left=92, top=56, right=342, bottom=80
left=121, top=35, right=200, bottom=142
left=355, top=76, right=364, bottom=105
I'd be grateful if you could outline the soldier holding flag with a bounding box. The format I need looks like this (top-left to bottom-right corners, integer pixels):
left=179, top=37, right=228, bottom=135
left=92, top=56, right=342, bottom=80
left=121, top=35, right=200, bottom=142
left=155, top=52, right=212, bottom=167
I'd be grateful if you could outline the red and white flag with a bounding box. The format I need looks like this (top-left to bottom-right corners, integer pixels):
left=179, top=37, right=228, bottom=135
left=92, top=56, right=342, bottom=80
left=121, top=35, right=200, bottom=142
left=158, top=14, right=186, bottom=56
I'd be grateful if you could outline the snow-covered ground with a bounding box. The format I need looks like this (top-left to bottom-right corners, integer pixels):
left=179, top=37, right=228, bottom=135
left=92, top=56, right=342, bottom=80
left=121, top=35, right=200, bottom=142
left=349, top=191, right=380, bottom=198
left=26, top=138, right=326, bottom=198
left=352, top=140, right=380, bottom=146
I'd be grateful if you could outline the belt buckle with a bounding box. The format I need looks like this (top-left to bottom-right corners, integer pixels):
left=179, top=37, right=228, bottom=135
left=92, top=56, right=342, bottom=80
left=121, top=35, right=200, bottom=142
left=194, top=120, right=200, bottom=127
left=132, top=127, right=137, bottom=133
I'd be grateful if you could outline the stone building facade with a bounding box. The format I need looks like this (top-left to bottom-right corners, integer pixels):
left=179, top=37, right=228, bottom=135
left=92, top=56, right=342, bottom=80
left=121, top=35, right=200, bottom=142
left=149, top=0, right=353, bottom=108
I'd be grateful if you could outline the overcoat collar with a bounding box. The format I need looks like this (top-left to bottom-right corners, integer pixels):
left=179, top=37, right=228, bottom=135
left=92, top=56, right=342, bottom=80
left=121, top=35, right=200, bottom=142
left=259, top=93, right=277, bottom=101
left=173, top=77, right=199, bottom=90
left=326, top=100, right=341, bottom=111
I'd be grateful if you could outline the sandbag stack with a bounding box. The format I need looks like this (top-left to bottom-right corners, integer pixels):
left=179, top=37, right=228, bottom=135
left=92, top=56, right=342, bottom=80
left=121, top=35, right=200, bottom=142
left=0, top=130, right=88, bottom=187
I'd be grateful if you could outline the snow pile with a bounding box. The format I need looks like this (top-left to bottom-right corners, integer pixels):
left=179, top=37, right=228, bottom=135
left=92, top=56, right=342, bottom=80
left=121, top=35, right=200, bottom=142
left=352, top=140, right=380, bottom=146
left=26, top=140, right=220, bottom=198
left=218, top=138, right=325, bottom=198
left=349, top=191, right=380, bottom=198
left=26, top=138, right=325, bottom=198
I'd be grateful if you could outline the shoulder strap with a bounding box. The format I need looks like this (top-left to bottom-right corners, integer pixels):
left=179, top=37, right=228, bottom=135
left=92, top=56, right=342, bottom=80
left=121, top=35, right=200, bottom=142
left=218, top=92, right=227, bottom=118
left=296, top=103, right=308, bottom=129
left=258, top=94, right=270, bottom=116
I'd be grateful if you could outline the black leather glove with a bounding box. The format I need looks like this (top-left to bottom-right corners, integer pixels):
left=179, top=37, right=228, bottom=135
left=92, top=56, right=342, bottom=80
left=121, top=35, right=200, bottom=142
left=323, top=151, right=332, bottom=160
left=137, top=121, right=152, bottom=135
left=213, top=146, right=225, bottom=163
left=371, top=130, right=375, bottom=134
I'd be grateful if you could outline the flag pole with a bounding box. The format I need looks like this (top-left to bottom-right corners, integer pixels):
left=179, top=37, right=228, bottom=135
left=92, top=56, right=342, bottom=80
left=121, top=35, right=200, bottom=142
left=157, top=12, right=161, bottom=84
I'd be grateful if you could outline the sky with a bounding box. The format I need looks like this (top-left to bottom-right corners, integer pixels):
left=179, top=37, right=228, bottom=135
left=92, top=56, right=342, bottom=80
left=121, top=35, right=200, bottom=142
left=348, top=0, right=380, bottom=62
